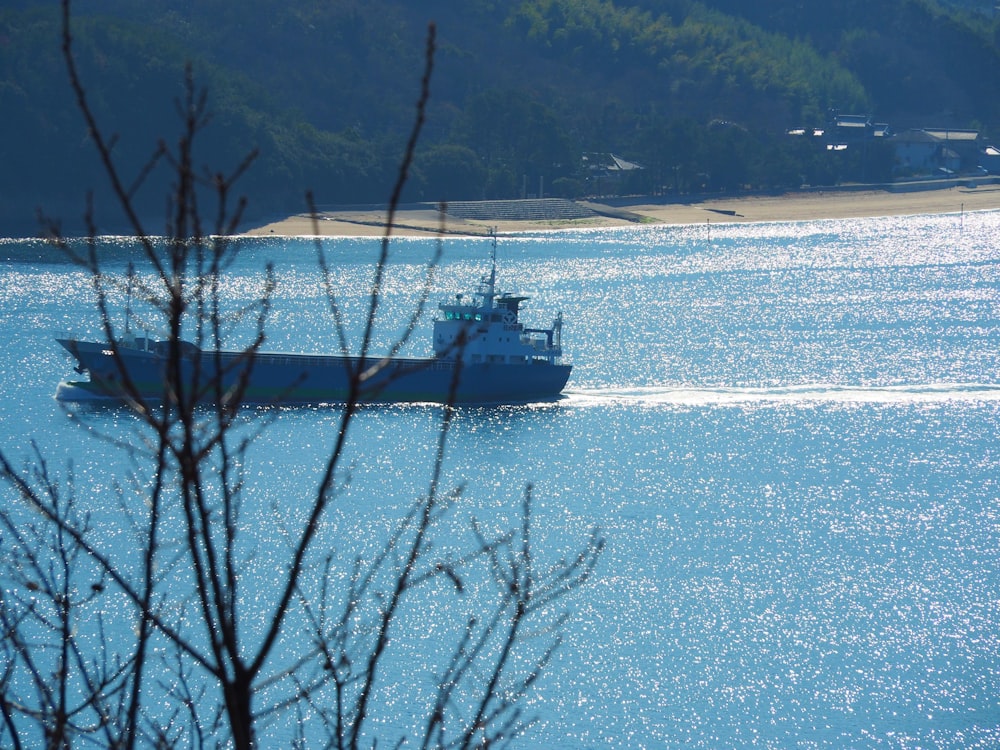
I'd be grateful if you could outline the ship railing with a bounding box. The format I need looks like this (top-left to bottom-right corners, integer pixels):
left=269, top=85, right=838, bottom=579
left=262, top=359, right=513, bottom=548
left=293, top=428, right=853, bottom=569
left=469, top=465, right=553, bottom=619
left=253, top=352, right=455, bottom=372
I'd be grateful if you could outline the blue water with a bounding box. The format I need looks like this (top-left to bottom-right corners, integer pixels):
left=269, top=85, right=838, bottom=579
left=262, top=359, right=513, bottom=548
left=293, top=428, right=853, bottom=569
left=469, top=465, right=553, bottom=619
left=2, top=211, right=999, bottom=747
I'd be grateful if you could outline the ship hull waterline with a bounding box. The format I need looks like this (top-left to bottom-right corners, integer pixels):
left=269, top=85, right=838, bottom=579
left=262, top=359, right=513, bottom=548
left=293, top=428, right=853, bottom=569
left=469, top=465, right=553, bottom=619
left=55, top=339, right=572, bottom=406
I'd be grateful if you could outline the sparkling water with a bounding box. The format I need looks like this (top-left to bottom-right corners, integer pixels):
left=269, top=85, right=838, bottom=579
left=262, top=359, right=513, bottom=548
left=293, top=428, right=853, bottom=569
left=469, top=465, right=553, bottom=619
left=1, top=210, right=998, bottom=747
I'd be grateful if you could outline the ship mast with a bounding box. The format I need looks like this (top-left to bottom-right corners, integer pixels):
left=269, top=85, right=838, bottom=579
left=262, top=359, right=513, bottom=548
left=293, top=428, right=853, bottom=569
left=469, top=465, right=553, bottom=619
left=480, top=228, right=498, bottom=308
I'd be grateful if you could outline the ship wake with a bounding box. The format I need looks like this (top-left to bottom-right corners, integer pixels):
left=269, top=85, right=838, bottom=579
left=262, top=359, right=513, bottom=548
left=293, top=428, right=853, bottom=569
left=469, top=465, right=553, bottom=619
left=564, top=383, right=1000, bottom=407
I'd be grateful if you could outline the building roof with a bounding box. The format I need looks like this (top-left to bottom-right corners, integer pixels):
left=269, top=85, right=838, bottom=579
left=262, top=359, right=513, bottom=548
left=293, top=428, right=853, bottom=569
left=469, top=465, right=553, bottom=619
left=922, top=128, right=979, bottom=141
left=894, top=128, right=980, bottom=145
left=583, top=153, right=644, bottom=172
left=833, top=114, right=872, bottom=128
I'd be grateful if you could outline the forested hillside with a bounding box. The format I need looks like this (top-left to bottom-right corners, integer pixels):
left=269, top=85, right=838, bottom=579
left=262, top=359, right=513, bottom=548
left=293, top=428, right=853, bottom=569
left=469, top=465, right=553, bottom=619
left=2, top=0, right=999, bottom=234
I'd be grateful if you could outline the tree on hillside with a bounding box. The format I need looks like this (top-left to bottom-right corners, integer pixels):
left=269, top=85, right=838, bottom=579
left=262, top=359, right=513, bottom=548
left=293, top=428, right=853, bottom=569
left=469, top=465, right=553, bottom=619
left=451, top=88, right=578, bottom=199
left=0, top=3, right=603, bottom=748
left=413, top=143, right=487, bottom=201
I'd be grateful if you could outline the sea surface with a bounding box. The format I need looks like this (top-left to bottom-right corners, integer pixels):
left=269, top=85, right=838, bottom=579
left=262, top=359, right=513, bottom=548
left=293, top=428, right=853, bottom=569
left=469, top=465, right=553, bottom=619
left=1, top=211, right=999, bottom=748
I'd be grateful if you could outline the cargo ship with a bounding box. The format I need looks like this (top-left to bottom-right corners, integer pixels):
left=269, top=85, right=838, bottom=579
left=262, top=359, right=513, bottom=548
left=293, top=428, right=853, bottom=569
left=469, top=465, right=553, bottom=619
left=55, top=247, right=571, bottom=405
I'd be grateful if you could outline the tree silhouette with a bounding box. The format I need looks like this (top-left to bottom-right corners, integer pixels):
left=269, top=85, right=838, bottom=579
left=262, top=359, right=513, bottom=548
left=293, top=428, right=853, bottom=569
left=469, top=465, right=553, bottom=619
left=0, top=2, right=603, bottom=747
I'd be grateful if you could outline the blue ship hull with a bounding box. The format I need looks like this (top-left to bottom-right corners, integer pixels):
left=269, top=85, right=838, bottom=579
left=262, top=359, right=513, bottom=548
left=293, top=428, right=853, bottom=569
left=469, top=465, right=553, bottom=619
left=57, top=236, right=573, bottom=406
left=55, top=339, right=572, bottom=405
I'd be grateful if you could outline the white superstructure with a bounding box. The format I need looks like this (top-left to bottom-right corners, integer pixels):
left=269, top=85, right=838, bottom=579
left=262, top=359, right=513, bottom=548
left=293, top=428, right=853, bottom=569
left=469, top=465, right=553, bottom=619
left=433, top=236, right=564, bottom=367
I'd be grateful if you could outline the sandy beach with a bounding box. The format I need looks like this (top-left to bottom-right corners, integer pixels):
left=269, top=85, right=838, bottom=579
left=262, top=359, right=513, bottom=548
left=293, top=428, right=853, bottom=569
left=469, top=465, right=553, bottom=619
left=242, top=183, right=1000, bottom=238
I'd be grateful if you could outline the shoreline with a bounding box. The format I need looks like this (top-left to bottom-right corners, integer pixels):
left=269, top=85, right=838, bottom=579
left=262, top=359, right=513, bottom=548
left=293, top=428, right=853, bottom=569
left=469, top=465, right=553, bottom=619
left=241, top=184, right=1000, bottom=238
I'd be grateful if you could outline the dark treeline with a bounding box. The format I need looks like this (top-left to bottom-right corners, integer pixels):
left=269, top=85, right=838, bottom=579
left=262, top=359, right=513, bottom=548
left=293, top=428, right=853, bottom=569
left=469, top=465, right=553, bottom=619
left=2, top=0, right=998, bottom=234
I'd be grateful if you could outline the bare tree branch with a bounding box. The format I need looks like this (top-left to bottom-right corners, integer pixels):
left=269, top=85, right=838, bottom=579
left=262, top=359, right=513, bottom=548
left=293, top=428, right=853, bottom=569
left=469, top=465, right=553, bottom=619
left=0, top=6, right=603, bottom=750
